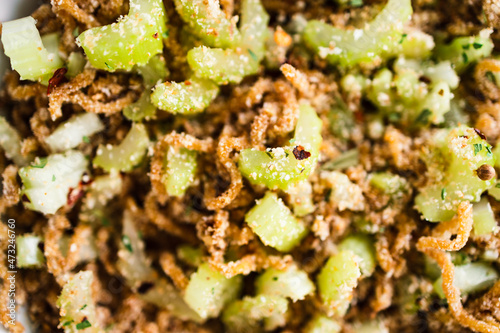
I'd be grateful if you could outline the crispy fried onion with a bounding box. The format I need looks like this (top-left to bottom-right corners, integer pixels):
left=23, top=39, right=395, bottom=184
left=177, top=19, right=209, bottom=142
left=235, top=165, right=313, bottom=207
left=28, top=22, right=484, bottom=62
left=417, top=201, right=500, bottom=333
left=272, top=80, right=299, bottom=135
left=144, top=192, right=197, bottom=244
left=0, top=165, right=20, bottom=214
left=48, top=69, right=135, bottom=120
left=280, top=63, right=314, bottom=99
left=50, top=0, right=100, bottom=28
left=417, top=201, right=473, bottom=252
left=150, top=131, right=214, bottom=200
left=159, top=252, right=189, bottom=291
left=250, top=102, right=279, bottom=150
left=475, top=59, right=500, bottom=101
left=203, top=132, right=248, bottom=211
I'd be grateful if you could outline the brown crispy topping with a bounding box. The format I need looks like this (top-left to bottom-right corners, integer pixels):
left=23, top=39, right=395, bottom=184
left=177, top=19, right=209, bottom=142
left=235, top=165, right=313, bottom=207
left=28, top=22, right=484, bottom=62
left=292, top=145, right=311, bottom=160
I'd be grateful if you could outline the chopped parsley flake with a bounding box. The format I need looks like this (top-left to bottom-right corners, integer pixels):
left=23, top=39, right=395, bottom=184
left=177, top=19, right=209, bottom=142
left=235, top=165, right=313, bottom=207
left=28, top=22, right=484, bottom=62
left=122, top=235, right=133, bottom=253
left=462, top=52, right=469, bottom=64
left=52, top=175, right=56, bottom=182
left=399, top=33, right=408, bottom=44
left=80, top=304, right=87, bottom=311
left=472, top=43, right=483, bottom=49
left=32, top=157, right=48, bottom=169
left=416, top=109, right=432, bottom=124
left=76, top=319, right=91, bottom=330
left=248, top=49, right=258, bottom=61
left=441, top=188, right=447, bottom=200
left=486, top=146, right=493, bottom=157
left=82, top=136, right=90, bottom=143
left=473, top=143, right=483, bottom=155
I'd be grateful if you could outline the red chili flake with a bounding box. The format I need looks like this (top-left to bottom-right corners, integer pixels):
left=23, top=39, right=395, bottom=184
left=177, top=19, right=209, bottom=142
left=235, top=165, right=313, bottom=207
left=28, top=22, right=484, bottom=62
left=354, top=110, right=364, bottom=123
left=47, top=68, right=68, bottom=95
left=474, top=128, right=487, bottom=140
left=184, top=80, right=191, bottom=86
left=67, top=187, right=84, bottom=206
left=292, top=145, right=311, bottom=160
left=153, top=32, right=159, bottom=39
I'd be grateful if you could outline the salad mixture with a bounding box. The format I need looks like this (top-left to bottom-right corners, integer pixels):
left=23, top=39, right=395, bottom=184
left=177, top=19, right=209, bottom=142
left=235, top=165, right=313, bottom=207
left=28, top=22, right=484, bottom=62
left=0, top=0, right=500, bottom=332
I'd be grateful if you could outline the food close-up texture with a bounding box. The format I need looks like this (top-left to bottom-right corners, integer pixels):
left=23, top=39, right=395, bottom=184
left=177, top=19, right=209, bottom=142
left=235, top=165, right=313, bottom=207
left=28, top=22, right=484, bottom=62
left=1, top=0, right=500, bottom=332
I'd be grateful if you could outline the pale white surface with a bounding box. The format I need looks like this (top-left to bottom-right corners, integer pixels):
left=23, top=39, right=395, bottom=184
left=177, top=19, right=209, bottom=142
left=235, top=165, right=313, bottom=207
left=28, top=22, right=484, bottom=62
left=1, top=1, right=40, bottom=332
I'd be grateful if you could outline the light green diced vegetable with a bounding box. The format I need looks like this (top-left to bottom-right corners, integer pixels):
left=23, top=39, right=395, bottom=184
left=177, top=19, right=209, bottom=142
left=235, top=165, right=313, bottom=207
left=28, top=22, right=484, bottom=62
left=151, top=77, right=219, bottom=114
left=369, top=172, right=408, bottom=195
left=57, top=271, right=100, bottom=332
left=303, top=0, right=412, bottom=67
left=245, top=192, right=308, bottom=252
left=287, top=181, right=315, bottom=217
left=255, top=265, right=315, bottom=302
left=93, top=124, right=149, bottom=172
left=304, top=315, right=341, bottom=333
left=19, top=151, right=87, bottom=215
left=137, top=55, right=169, bottom=88
left=317, top=250, right=361, bottom=317
left=366, top=68, right=395, bottom=111
left=422, top=61, right=460, bottom=90
left=117, top=211, right=202, bottom=322
left=1, top=17, right=63, bottom=83
left=124, top=56, right=169, bottom=121
left=328, top=105, right=355, bottom=141
left=488, top=182, right=500, bottom=201
left=222, top=295, right=288, bottom=332
left=419, top=81, right=452, bottom=124
left=66, top=52, right=86, bottom=78
left=187, top=46, right=259, bottom=85
left=184, top=263, right=242, bottom=319
left=174, top=0, right=241, bottom=48
left=338, top=234, right=376, bottom=277
left=77, top=0, right=167, bottom=71
left=163, top=146, right=197, bottom=197
left=321, top=171, right=365, bottom=211
left=16, top=234, right=44, bottom=268
left=394, top=70, right=421, bottom=104
left=45, top=113, right=104, bottom=152
left=176, top=245, right=203, bottom=267
left=435, top=29, right=494, bottom=74
left=239, top=0, right=270, bottom=60
left=351, top=320, right=389, bottom=333
left=123, top=92, right=157, bottom=121
left=239, top=103, right=322, bottom=191
left=321, top=149, right=360, bottom=171
left=433, top=262, right=499, bottom=299
left=415, top=126, right=496, bottom=222
left=0, top=116, right=30, bottom=166
left=473, top=197, right=498, bottom=236
left=397, top=29, right=435, bottom=59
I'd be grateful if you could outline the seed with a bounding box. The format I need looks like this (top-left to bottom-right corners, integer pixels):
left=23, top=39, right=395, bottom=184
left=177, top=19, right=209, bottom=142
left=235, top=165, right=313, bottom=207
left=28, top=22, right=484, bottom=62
left=476, top=164, right=496, bottom=181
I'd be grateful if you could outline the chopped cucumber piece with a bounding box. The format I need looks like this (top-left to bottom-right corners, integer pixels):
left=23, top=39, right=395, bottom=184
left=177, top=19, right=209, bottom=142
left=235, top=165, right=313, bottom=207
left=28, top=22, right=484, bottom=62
left=415, top=126, right=496, bottom=222
left=304, top=315, right=341, bottom=333
left=187, top=46, right=260, bottom=85
left=45, top=113, right=104, bottom=152
left=222, top=295, right=288, bottom=332
left=255, top=265, right=314, bottom=302
left=303, top=0, right=412, bottom=67
left=19, top=151, right=88, bottom=215
left=369, top=172, right=407, bottom=196
left=433, top=262, right=499, bottom=298
left=77, top=0, right=167, bottom=71
left=317, top=250, right=361, bottom=317
left=184, top=263, right=242, bottom=319
left=57, top=271, right=100, bottom=332
left=239, top=103, right=322, bottom=191
left=151, top=77, right=219, bottom=114
left=1, top=16, right=63, bottom=82
left=287, top=181, right=315, bottom=217
left=16, top=234, right=45, bottom=268
left=338, top=234, right=376, bottom=277
left=435, top=29, right=494, bottom=74
left=163, top=146, right=197, bottom=197
left=66, top=52, right=86, bottom=78
left=93, top=124, right=150, bottom=172
left=0, top=116, right=30, bottom=166
left=472, top=197, right=498, bottom=236
left=245, top=192, right=308, bottom=252
left=321, top=171, right=365, bottom=212
left=176, top=245, right=203, bottom=267
left=174, top=0, right=241, bottom=48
